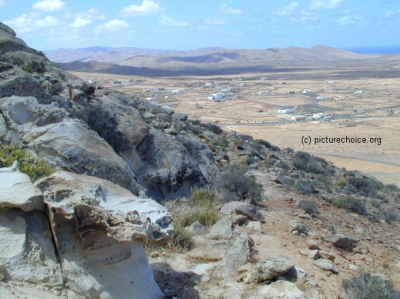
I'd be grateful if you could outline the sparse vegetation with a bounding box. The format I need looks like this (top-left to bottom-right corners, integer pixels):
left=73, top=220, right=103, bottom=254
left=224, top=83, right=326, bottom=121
left=295, top=179, right=320, bottom=195
left=345, top=173, right=384, bottom=197
left=332, top=196, right=367, bottom=216
left=293, top=151, right=332, bottom=175
left=216, top=164, right=261, bottom=203
left=21, top=60, right=46, bottom=73
left=175, top=189, right=221, bottom=227
left=342, top=271, right=400, bottom=299
left=298, top=200, right=319, bottom=215
left=0, top=145, right=55, bottom=181
left=379, top=207, right=399, bottom=224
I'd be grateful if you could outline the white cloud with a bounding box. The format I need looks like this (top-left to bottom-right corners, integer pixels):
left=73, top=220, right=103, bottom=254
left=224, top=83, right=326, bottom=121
left=219, top=4, right=242, bottom=15
left=69, top=8, right=106, bottom=28
left=290, top=10, right=317, bottom=22
left=160, top=15, right=188, bottom=27
left=70, top=17, right=92, bottom=28
left=310, top=0, right=344, bottom=10
left=95, top=19, right=135, bottom=40
left=33, top=0, right=66, bottom=12
left=0, top=1, right=6, bottom=7
left=97, top=20, right=130, bottom=32
left=7, top=13, right=62, bottom=33
left=271, top=2, right=299, bottom=16
left=338, top=15, right=360, bottom=27
left=120, top=0, right=164, bottom=17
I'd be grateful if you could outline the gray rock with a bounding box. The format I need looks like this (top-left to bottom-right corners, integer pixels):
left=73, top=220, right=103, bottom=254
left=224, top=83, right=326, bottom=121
left=220, top=201, right=247, bottom=214
left=319, top=250, right=336, bottom=260
left=349, top=264, right=358, bottom=270
left=235, top=203, right=264, bottom=221
left=187, top=243, right=231, bottom=261
left=0, top=165, right=43, bottom=211
left=246, top=221, right=262, bottom=231
left=209, top=217, right=233, bottom=240
left=256, top=280, right=306, bottom=299
left=307, top=239, right=320, bottom=250
left=313, top=259, right=338, bottom=273
left=308, top=249, right=320, bottom=260
left=186, top=221, right=206, bottom=236
left=232, top=214, right=248, bottom=226
left=324, top=233, right=359, bottom=250
left=239, top=255, right=294, bottom=283
left=213, top=232, right=254, bottom=278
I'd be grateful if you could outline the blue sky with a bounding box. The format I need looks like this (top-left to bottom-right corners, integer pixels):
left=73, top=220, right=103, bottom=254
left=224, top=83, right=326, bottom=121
left=1, top=0, right=400, bottom=51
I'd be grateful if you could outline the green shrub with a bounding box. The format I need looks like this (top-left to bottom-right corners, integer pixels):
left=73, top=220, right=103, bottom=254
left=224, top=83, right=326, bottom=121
left=22, top=60, right=46, bottom=73
left=216, top=164, right=261, bottom=202
left=342, top=271, right=400, bottom=299
left=172, top=188, right=221, bottom=229
left=0, top=145, right=55, bottom=181
left=379, top=208, right=399, bottom=224
left=332, top=196, right=367, bottom=215
left=295, top=180, right=319, bottom=194
left=175, top=206, right=221, bottom=228
left=298, top=200, right=319, bottom=215
left=385, top=183, right=399, bottom=191
left=188, top=188, right=216, bottom=207
left=346, top=175, right=384, bottom=197
left=167, top=224, right=195, bottom=251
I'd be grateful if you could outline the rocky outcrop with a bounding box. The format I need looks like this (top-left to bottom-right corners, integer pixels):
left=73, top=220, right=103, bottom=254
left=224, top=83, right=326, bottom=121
left=0, top=21, right=220, bottom=200
left=0, top=165, right=168, bottom=298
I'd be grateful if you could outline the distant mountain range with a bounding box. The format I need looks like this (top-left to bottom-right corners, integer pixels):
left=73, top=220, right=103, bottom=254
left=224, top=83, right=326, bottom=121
left=45, top=45, right=400, bottom=77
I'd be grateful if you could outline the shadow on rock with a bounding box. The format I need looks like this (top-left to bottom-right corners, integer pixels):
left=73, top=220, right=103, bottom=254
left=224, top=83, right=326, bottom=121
left=152, top=262, right=201, bottom=299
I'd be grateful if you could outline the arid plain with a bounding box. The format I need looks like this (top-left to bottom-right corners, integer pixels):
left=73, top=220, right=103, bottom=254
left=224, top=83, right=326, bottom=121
left=70, top=63, right=400, bottom=186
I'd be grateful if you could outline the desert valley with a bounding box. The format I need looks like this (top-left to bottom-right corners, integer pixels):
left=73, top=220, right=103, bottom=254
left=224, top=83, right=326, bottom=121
left=61, top=51, right=400, bottom=187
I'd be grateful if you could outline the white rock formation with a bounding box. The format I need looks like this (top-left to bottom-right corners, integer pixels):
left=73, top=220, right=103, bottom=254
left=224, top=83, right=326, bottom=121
left=0, top=165, right=169, bottom=298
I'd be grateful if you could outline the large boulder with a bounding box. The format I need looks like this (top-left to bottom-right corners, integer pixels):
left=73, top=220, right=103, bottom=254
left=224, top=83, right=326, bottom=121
left=324, top=233, right=360, bottom=250
left=0, top=164, right=168, bottom=298
left=238, top=255, right=294, bottom=284
left=209, top=217, right=233, bottom=240
left=35, top=171, right=172, bottom=230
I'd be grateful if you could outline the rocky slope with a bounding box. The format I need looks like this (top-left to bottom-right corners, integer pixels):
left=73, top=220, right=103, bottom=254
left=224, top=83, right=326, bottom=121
left=1, top=22, right=400, bottom=298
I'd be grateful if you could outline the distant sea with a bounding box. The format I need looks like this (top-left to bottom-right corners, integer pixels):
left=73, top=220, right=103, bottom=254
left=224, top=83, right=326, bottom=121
left=342, top=45, right=400, bottom=54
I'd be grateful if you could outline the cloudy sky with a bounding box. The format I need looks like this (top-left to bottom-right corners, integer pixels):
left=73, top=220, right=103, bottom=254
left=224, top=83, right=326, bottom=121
left=2, top=0, right=400, bottom=51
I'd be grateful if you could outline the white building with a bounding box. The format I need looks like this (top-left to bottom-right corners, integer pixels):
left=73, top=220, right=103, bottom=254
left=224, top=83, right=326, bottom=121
left=172, top=89, right=186, bottom=94
left=291, top=115, right=306, bottom=121
left=302, top=89, right=314, bottom=94
left=278, top=109, right=295, bottom=114
left=259, top=91, right=271, bottom=95
left=208, top=93, right=227, bottom=101
left=311, top=113, right=329, bottom=119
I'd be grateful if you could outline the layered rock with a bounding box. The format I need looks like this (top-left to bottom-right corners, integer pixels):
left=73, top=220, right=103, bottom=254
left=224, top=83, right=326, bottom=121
left=0, top=165, right=169, bottom=298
